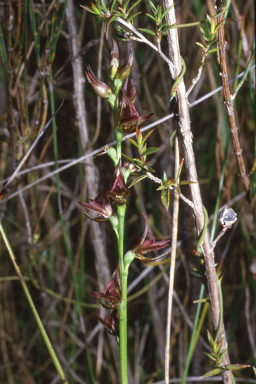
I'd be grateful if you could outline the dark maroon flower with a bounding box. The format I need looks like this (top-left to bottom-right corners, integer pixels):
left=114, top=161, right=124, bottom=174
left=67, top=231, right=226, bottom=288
left=133, top=213, right=170, bottom=261
left=85, top=65, right=112, bottom=98
left=118, top=78, right=154, bottom=133
left=106, top=160, right=129, bottom=205
left=95, top=309, right=119, bottom=336
left=78, top=179, right=113, bottom=222
left=91, top=264, right=122, bottom=309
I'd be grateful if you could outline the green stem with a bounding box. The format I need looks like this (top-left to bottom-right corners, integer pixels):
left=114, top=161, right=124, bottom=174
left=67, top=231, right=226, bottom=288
left=180, top=284, right=204, bottom=384
left=117, top=203, right=128, bottom=384
left=115, top=127, right=124, bottom=161
left=0, top=223, right=69, bottom=383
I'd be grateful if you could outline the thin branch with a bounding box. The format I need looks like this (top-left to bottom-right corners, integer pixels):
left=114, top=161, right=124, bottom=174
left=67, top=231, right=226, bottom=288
left=216, top=4, right=251, bottom=199
left=165, top=135, right=180, bottom=384
left=116, top=17, right=175, bottom=74
left=162, top=1, right=233, bottom=383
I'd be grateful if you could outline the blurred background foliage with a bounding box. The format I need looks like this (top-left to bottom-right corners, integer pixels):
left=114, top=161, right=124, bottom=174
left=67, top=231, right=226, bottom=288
left=0, top=0, right=255, bottom=383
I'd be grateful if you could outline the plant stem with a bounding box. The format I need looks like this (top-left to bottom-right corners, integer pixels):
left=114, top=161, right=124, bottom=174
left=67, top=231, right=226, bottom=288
left=117, top=203, right=128, bottom=384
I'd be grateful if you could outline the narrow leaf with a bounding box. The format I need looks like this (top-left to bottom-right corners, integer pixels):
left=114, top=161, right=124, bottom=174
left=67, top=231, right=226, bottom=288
left=225, top=364, right=250, bottom=371
left=207, top=330, right=215, bottom=349
left=138, top=28, right=156, bottom=36
left=195, top=42, right=206, bottom=50
left=161, top=4, right=174, bottom=20
left=126, top=138, right=139, bottom=148
left=142, top=128, right=155, bottom=146
left=162, top=170, right=167, bottom=183
left=204, top=352, right=217, bottom=362
left=110, top=0, right=117, bottom=14
left=145, top=13, right=158, bottom=22
left=148, top=0, right=157, bottom=14
left=142, top=147, right=162, bottom=157
left=161, top=188, right=169, bottom=211
left=127, top=11, right=141, bottom=22
left=201, top=368, right=224, bottom=378
left=179, top=180, right=197, bottom=185
left=127, top=0, right=141, bottom=15
left=129, top=174, right=148, bottom=188
left=161, top=24, right=176, bottom=35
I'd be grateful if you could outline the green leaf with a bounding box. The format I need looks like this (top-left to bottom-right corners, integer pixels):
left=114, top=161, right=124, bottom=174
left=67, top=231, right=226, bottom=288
left=206, top=330, right=215, bottom=350
left=123, top=0, right=130, bottom=11
left=138, top=28, right=156, bottom=36
left=161, top=188, right=169, bottom=211
left=169, top=129, right=177, bottom=148
left=161, top=4, right=174, bottom=20
left=204, top=352, right=217, bottom=362
left=201, top=368, right=224, bottom=378
left=195, top=42, right=207, bottom=50
left=126, top=138, right=139, bottom=148
left=157, top=5, right=162, bottom=21
left=142, top=128, right=155, bottom=146
left=179, top=180, right=197, bottom=185
left=113, top=24, right=127, bottom=34
left=193, top=298, right=208, bottom=303
left=156, top=184, right=165, bottom=191
left=253, top=366, right=256, bottom=377
left=129, top=174, right=148, bottom=188
left=208, top=48, right=219, bottom=54
left=175, top=159, right=184, bottom=180
left=161, top=24, right=176, bottom=35
left=145, top=13, right=158, bottom=22
left=127, top=11, right=141, bottom=22
left=127, top=0, right=141, bottom=15
left=110, top=0, right=117, bottom=14
left=142, top=147, right=161, bottom=157
left=198, top=25, right=207, bottom=39
left=225, top=364, right=250, bottom=371
left=214, top=19, right=225, bottom=33
left=205, top=13, right=212, bottom=26
left=174, top=186, right=181, bottom=195
left=122, top=153, right=134, bottom=162
left=162, top=171, right=167, bottom=183
left=148, top=0, right=157, bottom=14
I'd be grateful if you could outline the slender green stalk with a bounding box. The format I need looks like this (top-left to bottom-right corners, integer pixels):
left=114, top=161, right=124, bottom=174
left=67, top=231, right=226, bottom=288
left=117, top=203, right=128, bottom=384
left=180, top=284, right=204, bottom=384
left=0, top=223, right=69, bottom=383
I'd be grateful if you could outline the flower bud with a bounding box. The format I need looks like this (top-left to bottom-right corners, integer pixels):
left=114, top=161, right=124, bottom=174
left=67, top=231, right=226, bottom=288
left=116, top=46, right=133, bottom=82
left=85, top=65, right=112, bottom=98
left=110, top=39, right=119, bottom=81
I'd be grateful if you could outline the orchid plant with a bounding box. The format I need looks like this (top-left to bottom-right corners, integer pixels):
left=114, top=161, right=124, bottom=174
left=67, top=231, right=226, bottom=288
left=78, top=40, right=172, bottom=383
